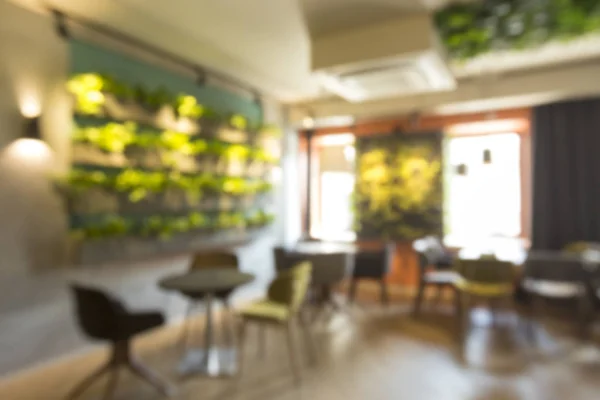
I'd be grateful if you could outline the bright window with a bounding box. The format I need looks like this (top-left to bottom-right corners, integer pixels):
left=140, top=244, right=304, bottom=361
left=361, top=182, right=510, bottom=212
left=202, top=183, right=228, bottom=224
left=445, top=133, right=521, bottom=248
left=319, top=171, right=356, bottom=240
left=310, top=134, right=356, bottom=241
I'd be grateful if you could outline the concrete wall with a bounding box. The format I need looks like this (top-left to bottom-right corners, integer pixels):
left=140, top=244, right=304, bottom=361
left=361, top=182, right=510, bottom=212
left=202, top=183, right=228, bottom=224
left=0, top=1, right=294, bottom=377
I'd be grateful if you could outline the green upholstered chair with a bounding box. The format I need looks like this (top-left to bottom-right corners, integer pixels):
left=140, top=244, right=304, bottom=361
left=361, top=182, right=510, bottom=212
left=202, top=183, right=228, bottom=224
left=454, top=257, right=517, bottom=352
left=237, top=261, right=315, bottom=382
left=180, top=251, right=239, bottom=349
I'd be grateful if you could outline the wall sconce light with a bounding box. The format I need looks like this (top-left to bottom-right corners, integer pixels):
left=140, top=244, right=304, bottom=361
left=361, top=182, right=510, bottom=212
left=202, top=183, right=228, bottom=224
left=23, top=116, right=41, bottom=140
left=483, top=149, right=492, bottom=164
left=343, top=145, right=356, bottom=162
left=456, top=164, right=467, bottom=176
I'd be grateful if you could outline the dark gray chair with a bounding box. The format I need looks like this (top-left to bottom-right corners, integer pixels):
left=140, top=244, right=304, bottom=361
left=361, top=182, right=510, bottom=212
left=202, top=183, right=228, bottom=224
left=69, top=285, right=173, bottom=400
left=521, top=252, right=591, bottom=341
left=349, top=243, right=395, bottom=305
left=412, top=237, right=459, bottom=315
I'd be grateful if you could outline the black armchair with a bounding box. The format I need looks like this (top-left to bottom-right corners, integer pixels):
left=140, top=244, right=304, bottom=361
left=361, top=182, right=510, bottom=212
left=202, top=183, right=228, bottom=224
left=68, top=285, right=173, bottom=400
left=349, top=243, right=395, bottom=305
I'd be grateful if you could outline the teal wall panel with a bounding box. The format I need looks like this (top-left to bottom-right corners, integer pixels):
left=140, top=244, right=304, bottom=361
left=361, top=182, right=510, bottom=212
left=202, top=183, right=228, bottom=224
left=69, top=39, right=262, bottom=125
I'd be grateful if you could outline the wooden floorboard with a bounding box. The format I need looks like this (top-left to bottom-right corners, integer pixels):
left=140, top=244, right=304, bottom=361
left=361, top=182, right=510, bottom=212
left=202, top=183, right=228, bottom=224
left=1, top=300, right=600, bottom=400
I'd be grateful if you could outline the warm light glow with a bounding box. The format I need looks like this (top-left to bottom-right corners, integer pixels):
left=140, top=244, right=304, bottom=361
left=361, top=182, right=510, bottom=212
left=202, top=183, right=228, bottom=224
left=20, top=96, right=41, bottom=118
left=315, top=133, right=355, bottom=147
left=343, top=145, right=356, bottom=162
left=270, top=166, right=282, bottom=183
left=446, top=119, right=527, bottom=136
left=4, top=138, right=54, bottom=168
left=302, top=116, right=315, bottom=129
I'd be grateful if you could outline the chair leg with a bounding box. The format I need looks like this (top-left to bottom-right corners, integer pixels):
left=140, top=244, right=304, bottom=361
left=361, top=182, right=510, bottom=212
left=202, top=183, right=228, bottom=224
left=237, top=319, right=247, bottom=379
left=129, top=357, right=174, bottom=397
left=524, top=293, right=540, bottom=345
left=458, top=292, right=471, bottom=360
left=380, top=278, right=389, bottom=306
left=433, top=286, right=443, bottom=309
left=298, top=314, right=317, bottom=366
left=258, top=324, right=267, bottom=359
left=222, top=299, right=234, bottom=348
left=67, top=363, right=111, bottom=400
left=102, top=370, right=120, bottom=400
left=348, top=278, right=358, bottom=304
left=285, top=322, right=301, bottom=384
left=413, top=282, right=426, bottom=316
left=577, top=291, right=594, bottom=340
left=179, top=301, right=195, bottom=351
left=489, top=297, right=500, bottom=328
left=453, top=286, right=463, bottom=335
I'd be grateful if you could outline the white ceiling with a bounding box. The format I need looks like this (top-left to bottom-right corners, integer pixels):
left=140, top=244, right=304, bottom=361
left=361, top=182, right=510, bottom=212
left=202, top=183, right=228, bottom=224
left=9, top=0, right=600, bottom=120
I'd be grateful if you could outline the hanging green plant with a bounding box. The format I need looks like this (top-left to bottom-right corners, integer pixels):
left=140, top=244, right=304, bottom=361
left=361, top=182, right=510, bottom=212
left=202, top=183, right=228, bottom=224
left=67, top=73, right=107, bottom=116
left=230, top=114, right=248, bottom=131
left=175, top=95, right=205, bottom=119
left=73, top=122, right=137, bottom=153
left=224, top=144, right=251, bottom=161
left=160, top=130, right=194, bottom=154
left=246, top=210, right=276, bottom=227
left=66, top=169, right=110, bottom=191
left=435, top=0, right=600, bottom=60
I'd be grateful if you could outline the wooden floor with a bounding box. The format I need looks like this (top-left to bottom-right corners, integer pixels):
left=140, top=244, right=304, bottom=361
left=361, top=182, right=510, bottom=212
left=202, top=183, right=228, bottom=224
left=1, top=299, right=600, bottom=400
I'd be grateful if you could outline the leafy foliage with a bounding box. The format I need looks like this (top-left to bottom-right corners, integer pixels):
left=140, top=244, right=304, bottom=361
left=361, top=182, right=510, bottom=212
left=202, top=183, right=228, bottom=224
left=354, top=132, right=443, bottom=240
left=72, top=209, right=275, bottom=240
left=175, top=95, right=204, bottom=119
left=67, top=74, right=107, bottom=115
left=436, top=0, right=600, bottom=60
left=64, top=168, right=273, bottom=202
left=72, top=119, right=278, bottom=165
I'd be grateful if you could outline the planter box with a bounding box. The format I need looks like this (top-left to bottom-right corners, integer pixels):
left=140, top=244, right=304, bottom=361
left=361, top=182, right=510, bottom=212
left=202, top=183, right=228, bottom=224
left=68, top=227, right=270, bottom=266
left=72, top=143, right=126, bottom=167
left=70, top=188, right=119, bottom=215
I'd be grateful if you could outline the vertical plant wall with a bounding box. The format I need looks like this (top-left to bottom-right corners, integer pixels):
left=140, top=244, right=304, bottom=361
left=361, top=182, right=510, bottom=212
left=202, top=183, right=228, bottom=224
left=354, top=132, right=443, bottom=240
left=59, top=39, right=279, bottom=243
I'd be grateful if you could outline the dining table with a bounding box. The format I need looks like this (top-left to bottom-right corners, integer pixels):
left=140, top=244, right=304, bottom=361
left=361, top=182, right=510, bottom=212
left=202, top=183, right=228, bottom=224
left=159, top=268, right=254, bottom=377
left=284, top=241, right=358, bottom=315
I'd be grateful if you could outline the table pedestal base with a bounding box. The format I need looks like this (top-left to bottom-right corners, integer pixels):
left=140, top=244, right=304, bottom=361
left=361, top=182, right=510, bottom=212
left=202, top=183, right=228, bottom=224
left=178, top=347, right=238, bottom=377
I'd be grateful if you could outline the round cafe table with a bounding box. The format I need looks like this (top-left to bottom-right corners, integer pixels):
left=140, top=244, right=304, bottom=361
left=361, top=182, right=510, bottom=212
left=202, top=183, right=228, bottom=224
left=159, top=269, right=254, bottom=377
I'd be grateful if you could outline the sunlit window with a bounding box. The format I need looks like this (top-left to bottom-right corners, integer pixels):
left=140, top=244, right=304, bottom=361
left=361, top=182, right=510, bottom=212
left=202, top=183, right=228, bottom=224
left=445, top=133, right=521, bottom=248
left=310, top=134, right=356, bottom=241
left=319, top=171, right=355, bottom=240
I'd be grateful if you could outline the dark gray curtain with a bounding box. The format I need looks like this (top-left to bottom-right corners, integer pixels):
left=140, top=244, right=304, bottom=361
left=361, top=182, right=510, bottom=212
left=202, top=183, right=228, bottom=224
left=532, top=98, right=600, bottom=250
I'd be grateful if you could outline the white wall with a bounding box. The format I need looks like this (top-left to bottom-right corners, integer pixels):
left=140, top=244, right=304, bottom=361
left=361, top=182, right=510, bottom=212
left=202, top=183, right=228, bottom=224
left=0, top=1, right=291, bottom=377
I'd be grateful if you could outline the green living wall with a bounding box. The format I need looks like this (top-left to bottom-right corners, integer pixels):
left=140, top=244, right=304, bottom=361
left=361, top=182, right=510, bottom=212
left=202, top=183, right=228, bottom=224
left=61, top=39, right=277, bottom=242
left=354, top=132, right=443, bottom=240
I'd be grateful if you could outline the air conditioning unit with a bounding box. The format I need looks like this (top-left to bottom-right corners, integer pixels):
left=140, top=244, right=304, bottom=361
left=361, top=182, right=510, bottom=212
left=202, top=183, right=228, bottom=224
left=312, top=14, right=456, bottom=102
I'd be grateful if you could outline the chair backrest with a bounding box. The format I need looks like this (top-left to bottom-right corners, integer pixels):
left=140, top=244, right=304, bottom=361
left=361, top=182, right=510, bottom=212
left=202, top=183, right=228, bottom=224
left=306, top=253, right=353, bottom=286
left=523, top=252, right=586, bottom=283
left=353, top=242, right=395, bottom=278
left=71, top=285, right=124, bottom=341
left=190, top=251, right=239, bottom=271
left=413, top=236, right=452, bottom=267
left=273, top=246, right=305, bottom=271
left=456, top=258, right=515, bottom=285
left=267, top=261, right=312, bottom=313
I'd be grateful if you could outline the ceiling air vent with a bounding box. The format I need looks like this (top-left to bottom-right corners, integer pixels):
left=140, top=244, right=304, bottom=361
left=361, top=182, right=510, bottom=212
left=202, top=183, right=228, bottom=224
left=312, top=14, right=456, bottom=102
